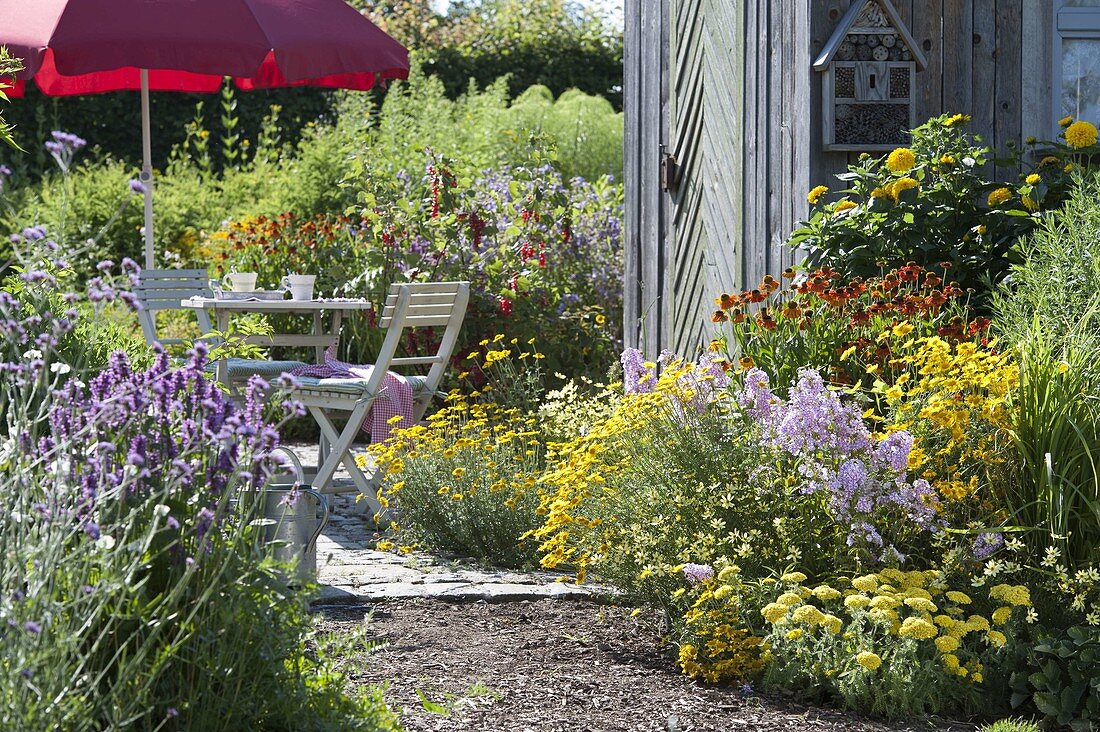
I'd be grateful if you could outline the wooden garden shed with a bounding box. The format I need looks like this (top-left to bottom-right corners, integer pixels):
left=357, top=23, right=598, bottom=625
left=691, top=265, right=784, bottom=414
left=623, top=0, right=1093, bottom=357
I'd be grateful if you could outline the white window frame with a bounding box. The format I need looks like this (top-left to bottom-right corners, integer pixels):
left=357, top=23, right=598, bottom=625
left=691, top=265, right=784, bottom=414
left=1054, top=1, right=1100, bottom=134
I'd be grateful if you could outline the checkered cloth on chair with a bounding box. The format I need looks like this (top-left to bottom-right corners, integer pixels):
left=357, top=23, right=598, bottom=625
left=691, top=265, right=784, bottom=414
left=291, top=344, right=414, bottom=442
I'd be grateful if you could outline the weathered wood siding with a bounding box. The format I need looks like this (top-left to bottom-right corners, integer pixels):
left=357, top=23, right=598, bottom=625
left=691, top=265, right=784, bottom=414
left=625, top=0, right=1049, bottom=357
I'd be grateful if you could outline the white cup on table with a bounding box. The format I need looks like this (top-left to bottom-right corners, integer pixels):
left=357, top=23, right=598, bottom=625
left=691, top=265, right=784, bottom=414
left=222, top=272, right=258, bottom=292
left=281, top=274, right=317, bottom=301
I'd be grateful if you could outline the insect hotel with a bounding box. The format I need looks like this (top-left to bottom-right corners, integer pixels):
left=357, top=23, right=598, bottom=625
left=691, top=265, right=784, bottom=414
left=814, top=0, right=927, bottom=151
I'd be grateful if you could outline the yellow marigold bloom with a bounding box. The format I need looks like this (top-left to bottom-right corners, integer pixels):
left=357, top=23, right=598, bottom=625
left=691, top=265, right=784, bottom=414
left=987, top=630, right=1008, bottom=648
left=945, top=113, right=970, bottom=127
left=1065, top=120, right=1099, bottom=149
left=786, top=628, right=804, bottom=640
left=807, top=185, right=829, bottom=204
left=972, top=672, right=984, bottom=683
left=781, top=571, right=808, bottom=584
left=777, top=592, right=803, bottom=607
left=870, top=186, right=891, bottom=199
left=1026, top=173, right=1041, bottom=185
left=946, top=591, right=972, bottom=605
left=886, top=147, right=917, bottom=173
left=762, top=603, right=790, bottom=623
left=987, top=187, right=1013, bottom=207
left=844, top=594, right=871, bottom=610
left=992, top=606, right=1013, bottom=625
left=855, top=651, right=882, bottom=671
left=935, top=635, right=960, bottom=653
left=904, top=597, right=938, bottom=613
left=833, top=200, right=857, bottom=214
left=852, top=575, right=878, bottom=592
left=898, top=617, right=938, bottom=640
left=940, top=154, right=956, bottom=165
left=812, top=585, right=843, bottom=602
left=890, top=177, right=919, bottom=201
left=1059, top=115, right=1074, bottom=128
left=376, top=540, right=395, bottom=551
left=942, top=653, right=960, bottom=671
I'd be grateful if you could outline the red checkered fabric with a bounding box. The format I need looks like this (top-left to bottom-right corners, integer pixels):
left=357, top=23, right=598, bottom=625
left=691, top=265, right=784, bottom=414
left=291, top=343, right=414, bottom=442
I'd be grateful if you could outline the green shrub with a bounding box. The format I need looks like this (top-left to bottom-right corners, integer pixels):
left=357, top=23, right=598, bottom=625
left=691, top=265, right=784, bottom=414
left=1010, top=625, right=1100, bottom=731
left=980, top=720, right=1041, bottom=732
left=368, top=345, right=548, bottom=568
left=790, top=114, right=1098, bottom=303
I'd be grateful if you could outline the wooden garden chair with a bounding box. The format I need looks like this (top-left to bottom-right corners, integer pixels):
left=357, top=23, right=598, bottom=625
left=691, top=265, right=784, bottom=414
left=292, top=281, right=470, bottom=509
left=133, top=268, right=306, bottom=384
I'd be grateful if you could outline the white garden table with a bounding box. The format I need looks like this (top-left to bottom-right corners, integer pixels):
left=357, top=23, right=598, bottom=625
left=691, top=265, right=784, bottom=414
left=180, top=296, right=374, bottom=385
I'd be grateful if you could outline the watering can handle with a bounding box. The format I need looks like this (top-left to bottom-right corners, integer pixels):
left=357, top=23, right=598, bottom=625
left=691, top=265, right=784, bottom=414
left=301, top=489, right=330, bottom=552
left=270, top=446, right=305, bottom=484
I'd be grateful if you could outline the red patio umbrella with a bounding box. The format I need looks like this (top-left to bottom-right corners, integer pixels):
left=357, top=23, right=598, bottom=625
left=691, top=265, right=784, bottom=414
left=0, top=0, right=409, bottom=267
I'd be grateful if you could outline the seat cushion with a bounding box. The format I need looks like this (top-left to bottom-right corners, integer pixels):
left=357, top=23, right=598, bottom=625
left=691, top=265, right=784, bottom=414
left=207, top=358, right=309, bottom=380
left=295, top=374, right=433, bottom=398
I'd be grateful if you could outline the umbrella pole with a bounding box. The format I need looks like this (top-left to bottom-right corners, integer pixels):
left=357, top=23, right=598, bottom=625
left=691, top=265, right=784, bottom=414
left=140, top=69, right=155, bottom=269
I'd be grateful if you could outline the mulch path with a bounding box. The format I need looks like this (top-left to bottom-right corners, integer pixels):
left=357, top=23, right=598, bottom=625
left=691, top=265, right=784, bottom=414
left=318, top=598, right=981, bottom=732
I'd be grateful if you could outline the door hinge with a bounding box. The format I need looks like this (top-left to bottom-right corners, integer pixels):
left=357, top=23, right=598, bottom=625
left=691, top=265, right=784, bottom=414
left=661, top=152, right=680, bottom=192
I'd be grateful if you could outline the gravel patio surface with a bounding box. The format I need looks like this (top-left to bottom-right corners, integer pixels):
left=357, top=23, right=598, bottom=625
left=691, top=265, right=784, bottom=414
left=318, top=598, right=981, bottom=732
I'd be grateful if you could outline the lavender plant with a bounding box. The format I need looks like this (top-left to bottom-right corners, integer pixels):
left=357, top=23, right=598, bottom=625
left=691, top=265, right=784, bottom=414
left=0, top=258, right=396, bottom=730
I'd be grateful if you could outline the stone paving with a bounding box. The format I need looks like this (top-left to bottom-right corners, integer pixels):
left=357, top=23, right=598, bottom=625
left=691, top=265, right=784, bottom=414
left=285, top=443, right=601, bottom=606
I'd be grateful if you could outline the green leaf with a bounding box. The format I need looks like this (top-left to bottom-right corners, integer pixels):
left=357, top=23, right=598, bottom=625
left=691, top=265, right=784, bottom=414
left=416, top=689, right=450, bottom=716
left=1032, top=691, right=1060, bottom=716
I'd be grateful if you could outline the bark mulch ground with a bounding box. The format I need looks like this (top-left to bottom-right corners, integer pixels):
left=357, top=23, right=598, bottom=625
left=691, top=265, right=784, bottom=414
left=318, top=598, right=982, bottom=732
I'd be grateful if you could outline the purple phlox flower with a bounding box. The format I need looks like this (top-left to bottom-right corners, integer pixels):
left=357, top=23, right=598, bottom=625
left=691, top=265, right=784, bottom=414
left=681, top=563, right=714, bottom=584
left=83, top=521, right=101, bottom=540
left=620, top=347, right=656, bottom=395
left=128, top=179, right=147, bottom=194
left=166, top=515, right=180, bottom=531
left=738, top=682, right=754, bottom=697
left=120, top=257, right=140, bottom=275
left=973, top=532, right=1004, bottom=560
left=874, top=431, right=914, bottom=472
left=95, top=259, right=114, bottom=272
left=21, top=225, right=47, bottom=241
left=23, top=621, right=42, bottom=634
left=738, top=368, right=777, bottom=421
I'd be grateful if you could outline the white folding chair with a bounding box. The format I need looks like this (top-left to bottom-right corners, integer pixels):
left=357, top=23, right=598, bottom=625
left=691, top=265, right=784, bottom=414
left=133, top=269, right=305, bottom=383
left=292, top=282, right=470, bottom=510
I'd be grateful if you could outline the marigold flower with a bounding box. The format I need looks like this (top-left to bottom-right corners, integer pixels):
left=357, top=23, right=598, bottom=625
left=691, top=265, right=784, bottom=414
left=855, top=651, right=882, bottom=671
left=890, top=177, right=919, bottom=202
left=986, top=187, right=1013, bottom=207
left=870, top=186, right=891, bottom=199
left=807, top=185, right=829, bottom=205
left=1059, top=115, right=1074, bottom=127
left=833, top=200, right=857, bottom=214
left=944, top=113, right=970, bottom=127
left=886, top=147, right=916, bottom=173
left=1025, top=173, right=1042, bottom=185
left=1065, top=120, right=1098, bottom=149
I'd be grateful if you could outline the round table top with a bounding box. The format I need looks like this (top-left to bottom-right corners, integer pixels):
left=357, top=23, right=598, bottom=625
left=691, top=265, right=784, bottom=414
left=180, top=296, right=373, bottom=312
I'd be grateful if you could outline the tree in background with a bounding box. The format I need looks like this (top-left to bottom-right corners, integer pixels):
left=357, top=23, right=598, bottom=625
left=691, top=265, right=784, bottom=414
left=367, top=0, right=623, bottom=108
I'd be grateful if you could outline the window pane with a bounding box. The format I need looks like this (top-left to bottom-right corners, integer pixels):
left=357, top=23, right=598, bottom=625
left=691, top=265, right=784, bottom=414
left=1062, top=38, right=1100, bottom=122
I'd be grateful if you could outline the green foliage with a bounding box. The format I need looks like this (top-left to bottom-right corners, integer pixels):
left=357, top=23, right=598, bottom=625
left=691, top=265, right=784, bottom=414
left=980, top=720, right=1041, bottom=732
left=1010, top=625, right=1100, bottom=731
left=790, top=113, right=1095, bottom=303
left=368, top=0, right=624, bottom=108
left=0, top=49, right=22, bottom=152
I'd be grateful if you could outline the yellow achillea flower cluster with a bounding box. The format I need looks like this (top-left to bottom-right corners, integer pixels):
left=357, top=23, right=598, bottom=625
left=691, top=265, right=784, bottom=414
left=759, top=569, right=1031, bottom=684
left=883, top=337, right=1018, bottom=504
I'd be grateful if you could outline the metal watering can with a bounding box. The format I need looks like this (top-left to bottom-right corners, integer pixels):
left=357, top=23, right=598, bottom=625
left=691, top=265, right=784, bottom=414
left=253, top=447, right=330, bottom=585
